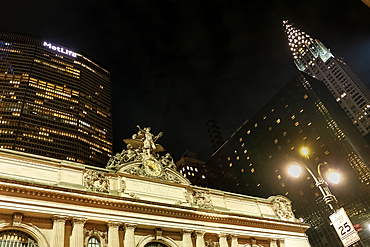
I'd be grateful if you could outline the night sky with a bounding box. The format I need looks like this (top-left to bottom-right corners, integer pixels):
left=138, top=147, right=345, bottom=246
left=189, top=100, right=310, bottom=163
left=1, top=0, right=370, bottom=161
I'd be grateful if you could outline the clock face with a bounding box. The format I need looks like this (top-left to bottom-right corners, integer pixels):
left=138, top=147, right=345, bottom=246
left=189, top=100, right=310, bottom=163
left=143, top=159, right=162, bottom=177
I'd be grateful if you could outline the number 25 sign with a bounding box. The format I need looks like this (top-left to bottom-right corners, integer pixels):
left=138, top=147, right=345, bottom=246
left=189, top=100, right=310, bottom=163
left=330, top=208, right=360, bottom=247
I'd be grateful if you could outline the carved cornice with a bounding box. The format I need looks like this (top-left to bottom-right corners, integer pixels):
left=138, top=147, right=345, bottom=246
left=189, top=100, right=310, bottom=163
left=0, top=178, right=309, bottom=233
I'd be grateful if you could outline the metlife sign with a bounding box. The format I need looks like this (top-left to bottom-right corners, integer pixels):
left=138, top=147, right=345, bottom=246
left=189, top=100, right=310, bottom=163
left=43, top=41, right=77, bottom=58
left=329, top=207, right=360, bottom=247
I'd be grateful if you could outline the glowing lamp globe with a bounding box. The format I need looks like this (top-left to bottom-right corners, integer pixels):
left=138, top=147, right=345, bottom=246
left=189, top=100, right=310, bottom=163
left=288, top=165, right=302, bottom=178
left=327, top=172, right=340, bottom=184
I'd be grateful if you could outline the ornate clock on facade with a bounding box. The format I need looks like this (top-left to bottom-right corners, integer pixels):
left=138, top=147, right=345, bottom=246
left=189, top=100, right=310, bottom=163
left=143, top=158, right=163, bottom=177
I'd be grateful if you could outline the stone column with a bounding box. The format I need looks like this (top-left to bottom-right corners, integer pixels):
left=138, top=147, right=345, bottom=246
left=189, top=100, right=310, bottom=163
left=70, top=217, right=87, bottom=247
left=231, top=234, right=239, bottom=247
left=52, top=215, right=69, bottom=247
left=269, top=239, right=278, bottom=247
left=182, top=230, right=193, bottom=247
left=218, top=233, right=228, bottom=247
left=124, top=224, right=137, bottom=247
left=107, top=221, right=121, bottom=247
left=195, top=231, right=206, bottom=247
left=278, top=239, right=286, bottom=247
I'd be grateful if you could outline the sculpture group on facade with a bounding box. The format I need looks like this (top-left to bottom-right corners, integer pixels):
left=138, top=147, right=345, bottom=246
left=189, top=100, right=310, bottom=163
left=105, top=126, right=184, bottom=184
left=107, top=126, right=172, bottom=169
left=271, top=196, right=296, bottom=222
left=83, top=170, right=110, bottom=193
left=185, top=187, right=213, bottom=209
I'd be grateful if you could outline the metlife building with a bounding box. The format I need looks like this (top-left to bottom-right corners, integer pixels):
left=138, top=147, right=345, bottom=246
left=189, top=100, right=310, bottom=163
left=0, top=31, right=112, bottom=167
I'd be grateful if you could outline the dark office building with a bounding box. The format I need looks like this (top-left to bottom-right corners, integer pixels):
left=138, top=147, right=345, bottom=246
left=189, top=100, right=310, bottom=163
left=0, top=31, right=112, bottom=167
left=205, top=73, right=370, bottom=247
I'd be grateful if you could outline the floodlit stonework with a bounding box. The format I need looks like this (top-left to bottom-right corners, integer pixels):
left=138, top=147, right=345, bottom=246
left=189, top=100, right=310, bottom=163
left=0, top=128, right=311, bottom=247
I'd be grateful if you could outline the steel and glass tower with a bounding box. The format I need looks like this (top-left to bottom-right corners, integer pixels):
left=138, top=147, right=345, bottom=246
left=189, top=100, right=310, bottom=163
left=283, top=20, right=370, bottom=138
left=0, top=31, right=112, bottom=167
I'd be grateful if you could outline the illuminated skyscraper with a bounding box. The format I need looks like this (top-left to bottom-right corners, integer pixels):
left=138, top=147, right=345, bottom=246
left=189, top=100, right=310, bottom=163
left=0, top=31, right=112, bottom=167
left=283, top=20, right=370, bottom=139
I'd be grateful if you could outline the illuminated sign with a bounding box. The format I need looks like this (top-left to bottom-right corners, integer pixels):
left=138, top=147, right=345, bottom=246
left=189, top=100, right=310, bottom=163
left=43, top=41, right=77, bottom=58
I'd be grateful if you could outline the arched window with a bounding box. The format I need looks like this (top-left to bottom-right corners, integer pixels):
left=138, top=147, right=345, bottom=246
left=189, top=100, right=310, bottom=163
left=144, top=242, right=168, bottom=247
left=0, top=230, right=39, bottom=247
left=87, top=236, right=100, bottom=247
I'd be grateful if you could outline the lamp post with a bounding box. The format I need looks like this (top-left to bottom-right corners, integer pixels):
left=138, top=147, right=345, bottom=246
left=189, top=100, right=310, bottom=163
left=287, top=148, right=362, bottom=247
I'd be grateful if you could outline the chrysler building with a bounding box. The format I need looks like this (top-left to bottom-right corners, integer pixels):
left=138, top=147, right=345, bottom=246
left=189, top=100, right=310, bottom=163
left=283, top=20, right=370, bottom=137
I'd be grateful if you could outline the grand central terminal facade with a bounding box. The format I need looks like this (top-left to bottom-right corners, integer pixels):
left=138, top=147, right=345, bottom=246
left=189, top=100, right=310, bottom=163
left=0, top=128, right=311, bottom=247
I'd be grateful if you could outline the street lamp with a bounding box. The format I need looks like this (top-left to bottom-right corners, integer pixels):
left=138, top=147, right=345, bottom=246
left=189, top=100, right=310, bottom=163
left=286, top=152, right=340, bottom=211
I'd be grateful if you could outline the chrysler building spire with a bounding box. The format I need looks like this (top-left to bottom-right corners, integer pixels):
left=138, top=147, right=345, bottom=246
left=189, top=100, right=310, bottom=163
left=283, top=20, right=312, bottom=60
left=283, top=20, right=333, bottom=72
left=282, top=20, right=370, bottom=143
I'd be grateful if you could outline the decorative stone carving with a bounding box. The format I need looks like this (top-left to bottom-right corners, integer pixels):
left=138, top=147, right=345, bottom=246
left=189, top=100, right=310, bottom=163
left=186, top=188, right=213, bottom=209
left=167, top=173, right=181, bottom=183
left=161, top=153, right=176, bottom=169
left=84, top=227, right=107, bottom=243
left=126, top=166, right=143, bottom=176
left=106, top=152, right=123, bottom=170
left=12, top=213, right=23, bottom=227
left=109, top=126, right=191, bottom=185
left=272, top=196, right=296, bottom=221
left=83, top=170, right=110, bottom=193
left=118, top=177, right=126, bottom=193
left=155, top=228, right=162, bottom=240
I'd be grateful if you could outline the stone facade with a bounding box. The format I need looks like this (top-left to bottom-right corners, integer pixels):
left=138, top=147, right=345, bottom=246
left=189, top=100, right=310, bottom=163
left=0, top=148, right=311, bottom=247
